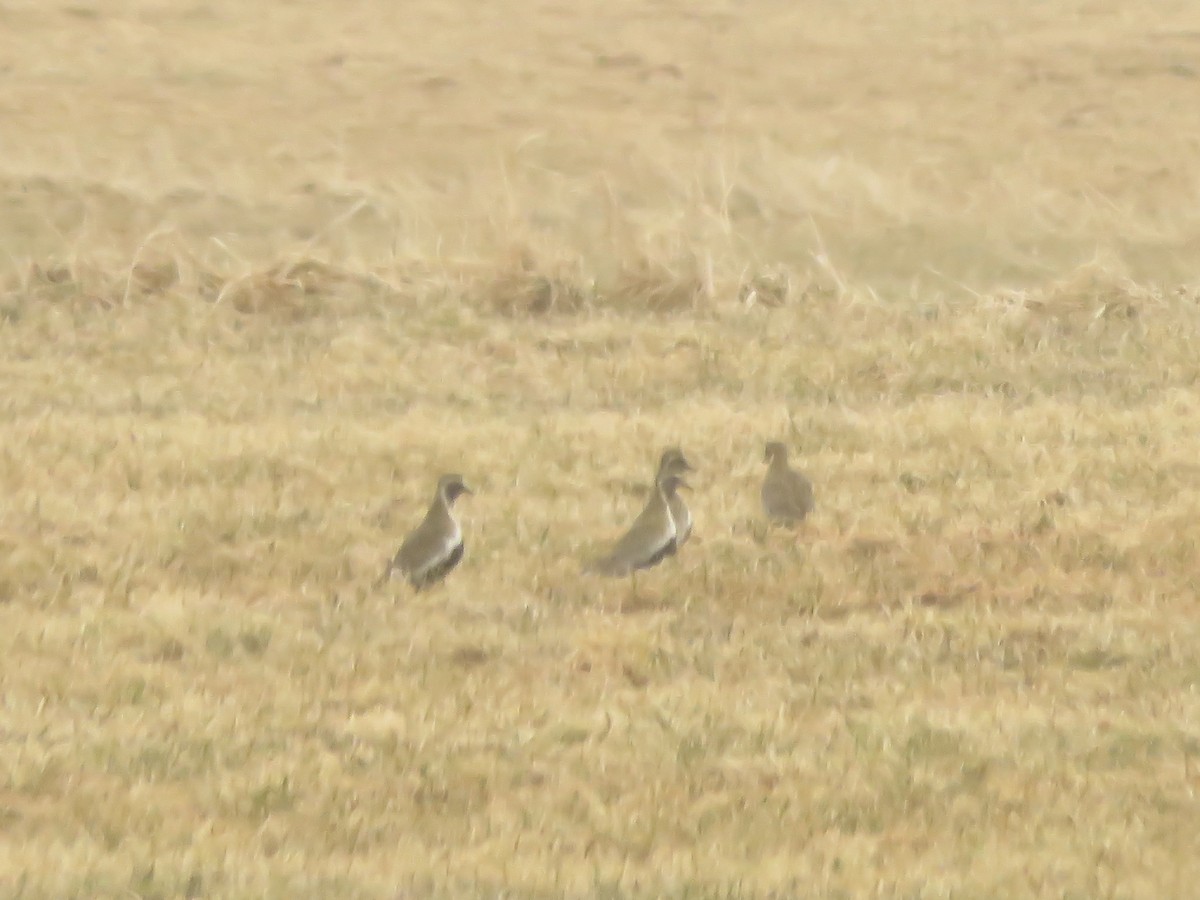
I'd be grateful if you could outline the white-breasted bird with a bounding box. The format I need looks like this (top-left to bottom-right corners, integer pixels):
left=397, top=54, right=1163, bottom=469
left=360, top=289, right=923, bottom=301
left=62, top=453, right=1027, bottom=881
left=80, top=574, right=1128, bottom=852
left=588, top=470, right=688, bottom=592
left=380, top=473, right=473, bottom=590
left=761, top=442, right=814, bottom=526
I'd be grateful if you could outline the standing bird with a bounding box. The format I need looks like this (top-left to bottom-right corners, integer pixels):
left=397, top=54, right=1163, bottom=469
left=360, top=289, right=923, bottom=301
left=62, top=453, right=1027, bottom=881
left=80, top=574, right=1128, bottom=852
left=588, top=469, right=688, bottom=594
left=380, top=473, right=473, bottom=590
left=656, top=447, right=695, bottom=550
left=761, top=442, right=814, bottom=526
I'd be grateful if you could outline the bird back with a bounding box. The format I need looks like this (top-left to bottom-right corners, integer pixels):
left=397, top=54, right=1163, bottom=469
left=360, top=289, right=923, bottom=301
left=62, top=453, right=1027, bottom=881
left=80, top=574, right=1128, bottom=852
left=763, top=461, right=814, bottom=524
left=393, top=499, right=464, bottom=588
left=590, top=487, right=676, bottom=576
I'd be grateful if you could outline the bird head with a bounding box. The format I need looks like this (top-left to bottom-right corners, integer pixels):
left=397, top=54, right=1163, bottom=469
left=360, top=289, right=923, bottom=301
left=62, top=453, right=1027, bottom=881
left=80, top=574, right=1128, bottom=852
left=438, top=473, right=474, bottom=504
left=764, top=442, right=788, bottom=464
left=658, top=446, right=695, bottom=477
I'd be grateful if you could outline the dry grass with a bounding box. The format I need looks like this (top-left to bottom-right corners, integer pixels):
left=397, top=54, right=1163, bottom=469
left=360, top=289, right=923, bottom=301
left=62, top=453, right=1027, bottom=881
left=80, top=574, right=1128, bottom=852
left=2, top=0, right=1200, bottom=897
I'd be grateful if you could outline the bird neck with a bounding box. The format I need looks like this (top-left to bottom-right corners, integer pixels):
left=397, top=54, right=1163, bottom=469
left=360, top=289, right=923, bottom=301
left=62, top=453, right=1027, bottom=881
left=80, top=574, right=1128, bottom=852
left=428, top=492, right=456, bottom=524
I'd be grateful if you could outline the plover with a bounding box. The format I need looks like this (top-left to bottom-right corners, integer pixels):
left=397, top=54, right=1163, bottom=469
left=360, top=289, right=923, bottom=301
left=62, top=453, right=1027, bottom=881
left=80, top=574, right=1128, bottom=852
left=380, top=473, right=473, bottom=590
left=588, top=470, right=688, bottom=592
left=761, top=442, right=814, bottom=526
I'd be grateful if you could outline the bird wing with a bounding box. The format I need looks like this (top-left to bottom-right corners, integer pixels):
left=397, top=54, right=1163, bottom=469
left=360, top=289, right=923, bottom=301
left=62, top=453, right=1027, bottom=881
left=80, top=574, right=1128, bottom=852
left=764, top=469, right=814, bottom=521
left=395, top=516, right=462, bottom=584
left=592, top=497, right=675, bottom=576
left=411, top=541, right=464, bottom=589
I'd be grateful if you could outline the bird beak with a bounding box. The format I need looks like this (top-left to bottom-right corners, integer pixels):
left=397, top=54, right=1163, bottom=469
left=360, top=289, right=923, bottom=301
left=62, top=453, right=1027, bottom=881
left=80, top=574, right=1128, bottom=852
left=461, top=484, right=475, bottom=496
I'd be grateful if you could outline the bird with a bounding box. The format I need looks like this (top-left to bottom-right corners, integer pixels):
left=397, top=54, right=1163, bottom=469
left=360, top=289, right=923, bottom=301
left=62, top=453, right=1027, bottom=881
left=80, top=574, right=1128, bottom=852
left=761, top=442, right=814, bottom=526
left=379, top=473, right=473, bottom=590
left=587, top=469, right=689, bottom=594
left=656, top=447, right=695, bottom=550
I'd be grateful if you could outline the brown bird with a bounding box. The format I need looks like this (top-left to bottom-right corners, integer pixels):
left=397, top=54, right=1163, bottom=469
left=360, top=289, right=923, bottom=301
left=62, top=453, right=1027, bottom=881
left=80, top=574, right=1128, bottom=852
left=761, top=442, right=814, bottom=525
left=656, top=447, right=695, bottom=549
left=380, top=473, right=473, bottom=590
left=588, top=469, right=688, bottom=593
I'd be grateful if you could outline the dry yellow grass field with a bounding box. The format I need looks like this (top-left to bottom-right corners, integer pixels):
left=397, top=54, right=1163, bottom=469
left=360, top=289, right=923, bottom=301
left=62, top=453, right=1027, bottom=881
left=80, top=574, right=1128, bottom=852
left=2, top=0, right=1200, bottom=896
